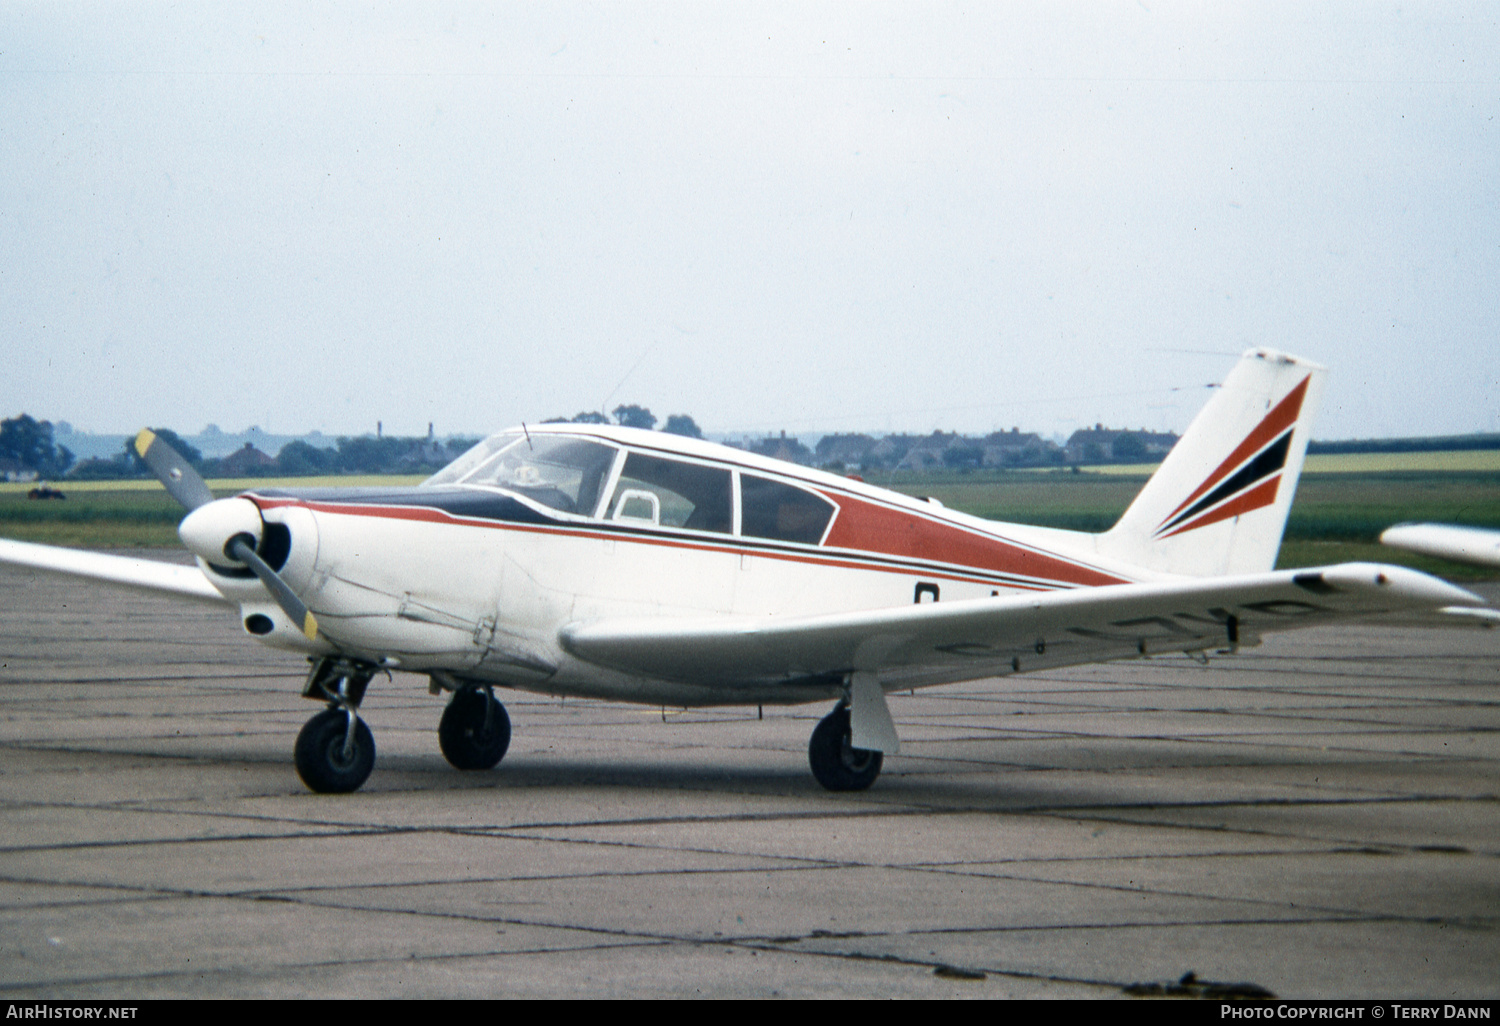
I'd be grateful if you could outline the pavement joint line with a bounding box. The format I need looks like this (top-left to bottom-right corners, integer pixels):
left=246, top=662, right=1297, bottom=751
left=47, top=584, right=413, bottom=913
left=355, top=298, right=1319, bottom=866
left=742, top=945, right=1124, bottom=995
left=0, top=827, right=405, bottom=854
left=116, top=883, right=1334, bottom=997
left=870, top=911, right=1495, bottom=940
left=0, top=938, right=684, bottom=997
left=3, top=821, right=1442, bottom=896
left=4, top=865, right=1474, bottom=949
left=893, top=863, right=1479, bottom=926
left=1035, top=811, right=1500, bottom=852
left=14, top=830, right=1488, bottom=918
left=1019, top=671, right=1500, bottom=691
left=0, top=935, right=1115, bottom=999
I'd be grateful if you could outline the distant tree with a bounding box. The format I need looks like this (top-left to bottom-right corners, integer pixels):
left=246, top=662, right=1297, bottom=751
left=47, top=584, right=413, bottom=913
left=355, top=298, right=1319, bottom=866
left=1, top=414, right=74, bottom=476
left=123, top=427, right=200, bottom=475
left=662, top=414, right=703, bottom=438
left=334, top=435, right=408, bottom=473
left=942, top=440, right=984, bottom=470
left=68, top=456, right=133, bottom=480
left=1111, top=433, right=1148, bottom=461
left=571, top=411, right=611, bottom=424
left=277, top=440, right=336, bottom=475
left=611, top=405, right=656, bottom=430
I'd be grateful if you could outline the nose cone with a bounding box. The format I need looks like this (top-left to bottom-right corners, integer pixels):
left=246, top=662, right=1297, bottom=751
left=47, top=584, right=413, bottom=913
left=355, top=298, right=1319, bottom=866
left=179, top=497, right=263, bottom=565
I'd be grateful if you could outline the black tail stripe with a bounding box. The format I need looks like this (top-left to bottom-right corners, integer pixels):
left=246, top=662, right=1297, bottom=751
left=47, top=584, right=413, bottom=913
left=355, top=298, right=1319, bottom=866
left=1159, top=431, right=1292, bottom=534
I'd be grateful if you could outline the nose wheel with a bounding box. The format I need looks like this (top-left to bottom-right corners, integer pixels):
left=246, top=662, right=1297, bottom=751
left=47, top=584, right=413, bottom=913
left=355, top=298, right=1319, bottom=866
left=295, top=707, right=376, bottom=793
left=295, top=658, right=377, bottom=794
left=808, top=702, right=883, bottom=791
left=439, top=685, right=511, bottom=770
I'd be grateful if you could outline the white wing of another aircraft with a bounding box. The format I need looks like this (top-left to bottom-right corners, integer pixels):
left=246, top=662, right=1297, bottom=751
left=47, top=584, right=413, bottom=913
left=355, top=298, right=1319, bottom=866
left=1379, top=523, right=1500, bottom=626
left=1381, top=523, right=1500, bottom=569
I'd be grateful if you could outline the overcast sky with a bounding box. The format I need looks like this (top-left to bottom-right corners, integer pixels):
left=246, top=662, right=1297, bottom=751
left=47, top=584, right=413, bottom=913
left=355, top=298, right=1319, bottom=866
left=3, top=3, right=1496, bottom=443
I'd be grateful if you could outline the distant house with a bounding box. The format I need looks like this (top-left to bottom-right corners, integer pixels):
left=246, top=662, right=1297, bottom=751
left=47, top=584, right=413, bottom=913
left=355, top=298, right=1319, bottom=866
left=1064, top=425, right=1179, bottom=464
left=749, top=432, right=813, bottom=466
left=895, top=432, right=955, bottom=471
left=980, top=428, right=1055, bottom=467
left=219, top=442, right=276, bottom=476
left=814, top=433, right=877, bottom=470
left=0, top=458, right=38, bottom=483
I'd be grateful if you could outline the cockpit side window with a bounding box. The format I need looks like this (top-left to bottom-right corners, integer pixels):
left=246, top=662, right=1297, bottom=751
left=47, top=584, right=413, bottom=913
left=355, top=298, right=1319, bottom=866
left=444, top=435, right=618, bottom=515
left=740, top=474, right=835, bottom=545
left=607, top=452, right=733, bottom=533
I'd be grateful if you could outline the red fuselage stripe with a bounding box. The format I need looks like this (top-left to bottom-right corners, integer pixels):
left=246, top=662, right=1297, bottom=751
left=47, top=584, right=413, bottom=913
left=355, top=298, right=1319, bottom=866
left=822, top=493, right=1128, bottom=587
left=252, top=495, right=1128, bottom=591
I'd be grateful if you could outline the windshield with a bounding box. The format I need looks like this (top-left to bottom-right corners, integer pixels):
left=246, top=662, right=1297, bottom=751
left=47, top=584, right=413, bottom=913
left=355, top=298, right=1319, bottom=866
left=424, top=433, right=618, bottom=516
left=423, top=432, right=521, bottom=487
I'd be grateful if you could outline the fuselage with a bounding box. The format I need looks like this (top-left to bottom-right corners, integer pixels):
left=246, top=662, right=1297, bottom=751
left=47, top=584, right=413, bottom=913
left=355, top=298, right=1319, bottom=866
left=193, top=425, right=1157, bottom=705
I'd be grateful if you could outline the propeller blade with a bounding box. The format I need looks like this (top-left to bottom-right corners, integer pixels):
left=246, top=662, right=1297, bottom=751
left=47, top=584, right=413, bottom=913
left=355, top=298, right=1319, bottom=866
left=136, top=429, right=321, bottom=643
left=134, top=429, right=214, bottom=511
left=227, top=536, right=321, bottom=641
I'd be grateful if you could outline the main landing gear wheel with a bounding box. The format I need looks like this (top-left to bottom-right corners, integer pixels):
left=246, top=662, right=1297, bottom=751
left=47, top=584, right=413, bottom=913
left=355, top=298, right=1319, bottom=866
left=808, top=703, right=883, bottom=792
left=439, top=686, right=511, bottom=770
left=295, top=707, right=376, bottom=794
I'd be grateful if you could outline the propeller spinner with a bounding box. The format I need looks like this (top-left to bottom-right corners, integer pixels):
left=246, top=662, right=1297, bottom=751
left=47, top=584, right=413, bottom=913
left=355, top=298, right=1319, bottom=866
left=137, top=429, right=320, bottom=641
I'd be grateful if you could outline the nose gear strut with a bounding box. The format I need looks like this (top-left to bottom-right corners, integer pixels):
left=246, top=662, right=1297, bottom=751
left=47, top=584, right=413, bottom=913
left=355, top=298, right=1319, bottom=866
left=295, top=657, right=379, bottom=793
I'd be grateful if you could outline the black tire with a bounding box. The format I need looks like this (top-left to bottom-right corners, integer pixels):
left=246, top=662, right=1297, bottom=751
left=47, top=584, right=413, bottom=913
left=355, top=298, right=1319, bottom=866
left=295, top=707, right=375, bottom=794
left=439, top=687, right=511, bottom=770
left=808, top=703, right=883, bottom=792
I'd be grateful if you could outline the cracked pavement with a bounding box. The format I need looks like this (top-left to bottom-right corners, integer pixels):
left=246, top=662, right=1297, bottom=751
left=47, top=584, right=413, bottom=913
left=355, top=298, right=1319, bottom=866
left=0, top=559, right=1496, bottom=998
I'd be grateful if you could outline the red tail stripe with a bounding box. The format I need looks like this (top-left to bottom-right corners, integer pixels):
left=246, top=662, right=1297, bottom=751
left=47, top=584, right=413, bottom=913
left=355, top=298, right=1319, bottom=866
left=1161, top=375, right=1309, bottom=525
left=1158, top=475, right=1281, bottom=540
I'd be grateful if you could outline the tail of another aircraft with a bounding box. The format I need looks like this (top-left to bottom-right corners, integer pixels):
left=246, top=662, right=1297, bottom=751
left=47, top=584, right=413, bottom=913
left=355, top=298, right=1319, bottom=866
left=1096, top=348, right=1326, bottom=577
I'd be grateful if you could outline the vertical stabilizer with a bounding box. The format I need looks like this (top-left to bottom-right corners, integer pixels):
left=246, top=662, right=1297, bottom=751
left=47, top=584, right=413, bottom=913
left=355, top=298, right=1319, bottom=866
left=1097, top=349, right=1326, bottom=577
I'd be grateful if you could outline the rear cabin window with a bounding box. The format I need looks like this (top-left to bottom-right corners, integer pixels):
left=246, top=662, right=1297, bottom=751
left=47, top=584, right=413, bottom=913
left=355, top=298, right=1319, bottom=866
left=740, top=475, right=835, bottom=545
left=607, top=452, right=733, bottom=533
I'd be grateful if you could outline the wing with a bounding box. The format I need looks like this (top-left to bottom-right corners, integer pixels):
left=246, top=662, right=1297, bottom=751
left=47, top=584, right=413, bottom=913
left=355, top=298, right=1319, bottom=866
left=0, top=538, right=229, bottom=606
left=1381, top=523, right=1500, bottom=569
left=559, top=563, right=1484, bottom=691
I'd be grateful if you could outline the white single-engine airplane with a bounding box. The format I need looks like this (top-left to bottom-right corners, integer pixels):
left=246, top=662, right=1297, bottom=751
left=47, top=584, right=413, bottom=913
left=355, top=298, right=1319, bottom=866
left=0, top=349, right=1486, bottom=793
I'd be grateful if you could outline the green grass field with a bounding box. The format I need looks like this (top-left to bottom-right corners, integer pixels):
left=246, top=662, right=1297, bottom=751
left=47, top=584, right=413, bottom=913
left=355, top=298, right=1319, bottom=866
left=0, top=476, right=424, bottom=547
left=875, top=467, right=1500, bottom=579
left=3, top=466, right=1497, bottom=579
